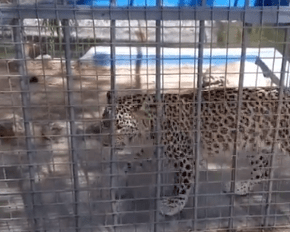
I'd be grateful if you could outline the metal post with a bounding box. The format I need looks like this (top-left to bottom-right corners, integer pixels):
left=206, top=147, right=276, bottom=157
left=228, top=2, right=249, bottom=229
left=109, top=0, right=118, bottom=229
left=12, top=17, right=39, bottom=232
left=154, top=0, right=162, bottom=230
left=62, top=18, right=80, bottom=232
left=193, top=4, right=206, bottom=229
left=264, top=26, right=290, bottom=228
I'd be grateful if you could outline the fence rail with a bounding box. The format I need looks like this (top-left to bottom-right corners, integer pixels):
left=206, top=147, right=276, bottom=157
left=1, top=6, right=290, bottom=23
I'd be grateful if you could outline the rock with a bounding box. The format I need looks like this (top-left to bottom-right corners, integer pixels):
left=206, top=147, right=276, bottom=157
left=35, top=54, right=52, bottom=69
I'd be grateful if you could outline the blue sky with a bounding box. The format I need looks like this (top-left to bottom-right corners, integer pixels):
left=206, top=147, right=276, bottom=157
left=94, top=0, right=257, bottom=7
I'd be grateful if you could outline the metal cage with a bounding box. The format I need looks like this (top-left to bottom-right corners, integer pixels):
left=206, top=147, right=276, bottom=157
left=0, top=0, right=290, bottom=231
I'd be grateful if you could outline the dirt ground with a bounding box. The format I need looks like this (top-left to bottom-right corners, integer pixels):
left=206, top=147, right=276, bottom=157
left=0, top=58, right=289, bottom=232
left=0, top=58, right=203, bottom=232
left=0, top=58, right=200, bottom=118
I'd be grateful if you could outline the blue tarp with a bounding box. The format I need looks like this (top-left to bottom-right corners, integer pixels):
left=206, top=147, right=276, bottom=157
left=254, top=0, right=289, bottom=6
left=73, top=0, right=289, bottom=7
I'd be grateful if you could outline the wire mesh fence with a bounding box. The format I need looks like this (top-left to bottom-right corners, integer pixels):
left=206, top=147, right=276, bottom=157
left=0, top=0, right=290, bottom=231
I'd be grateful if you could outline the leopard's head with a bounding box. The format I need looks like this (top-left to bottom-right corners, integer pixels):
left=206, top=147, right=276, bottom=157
left=97, top=104, right=155, bottom=163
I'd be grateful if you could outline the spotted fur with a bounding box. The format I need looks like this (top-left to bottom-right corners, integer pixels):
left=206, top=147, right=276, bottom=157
left=100, top=87, right=290, bottom=216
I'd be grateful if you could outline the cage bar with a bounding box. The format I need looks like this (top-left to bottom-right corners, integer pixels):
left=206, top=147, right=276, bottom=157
left=109, top=0, right=119, bottom=229
left=62, top=18, right=80, bottom=232
left=193, top=1, right=206, bottom=230
left=154, top=0, right=162, bottom=230
left=12, top=17, right=40, bottom=232
left=264, top=26, right=290, bottom=228
left=228, top=8, right=249, bottom=230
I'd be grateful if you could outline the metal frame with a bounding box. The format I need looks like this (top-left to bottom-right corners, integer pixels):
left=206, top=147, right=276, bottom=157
left=2, top=6, right=290, bottom=24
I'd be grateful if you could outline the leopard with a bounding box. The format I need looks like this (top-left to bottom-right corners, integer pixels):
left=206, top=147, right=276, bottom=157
left=98, top=87, right=290, bottom=216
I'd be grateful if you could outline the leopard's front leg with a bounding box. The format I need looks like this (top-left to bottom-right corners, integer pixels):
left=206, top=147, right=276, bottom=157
left=159, top=146, right=195, bottom=216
